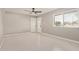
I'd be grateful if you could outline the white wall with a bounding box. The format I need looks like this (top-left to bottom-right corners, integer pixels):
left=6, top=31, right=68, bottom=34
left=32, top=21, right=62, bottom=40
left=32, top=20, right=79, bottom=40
left=0, top=9, right=3, bottom=44
left=41, top=9, right=79, bottom=42
left=0, top=9, right=3, bottom=35
left=0, top=10, right=3, bottom=34
left=3, top=11, right=31, bottom=34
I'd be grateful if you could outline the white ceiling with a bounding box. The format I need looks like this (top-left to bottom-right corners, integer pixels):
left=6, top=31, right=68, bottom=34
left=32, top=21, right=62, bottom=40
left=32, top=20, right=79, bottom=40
left=4, top=8, right=57, bottom=16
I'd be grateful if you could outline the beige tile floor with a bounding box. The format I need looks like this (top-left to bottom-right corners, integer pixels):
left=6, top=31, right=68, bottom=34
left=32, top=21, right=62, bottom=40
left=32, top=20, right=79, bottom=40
left=0, top=32, right=79, bottom=51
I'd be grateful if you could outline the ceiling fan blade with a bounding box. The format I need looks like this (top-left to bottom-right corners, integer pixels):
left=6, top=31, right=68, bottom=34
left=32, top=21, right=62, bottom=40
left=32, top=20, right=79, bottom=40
left=35, top=11, right=42, bottom=13
left=24, top=10, right=31, bottom=12
left=24, top=10, right=33, bottom=14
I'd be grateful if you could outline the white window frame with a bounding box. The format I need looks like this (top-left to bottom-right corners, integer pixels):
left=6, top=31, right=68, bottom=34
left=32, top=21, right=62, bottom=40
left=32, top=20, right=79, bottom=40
left=53, top=11, right=79, bottom=28
left=53, top=14, right=64, bottom=27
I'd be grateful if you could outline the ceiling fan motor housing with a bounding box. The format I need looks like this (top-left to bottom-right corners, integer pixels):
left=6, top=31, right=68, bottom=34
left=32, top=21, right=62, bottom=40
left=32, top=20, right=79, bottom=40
left=32, top=8, right=35, bottom=12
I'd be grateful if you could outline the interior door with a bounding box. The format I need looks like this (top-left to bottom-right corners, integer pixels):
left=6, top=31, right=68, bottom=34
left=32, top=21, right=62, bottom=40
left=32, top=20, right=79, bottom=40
left=30, top=17, right=36, bottom=32
left=36, top=17, right=42, bottom=32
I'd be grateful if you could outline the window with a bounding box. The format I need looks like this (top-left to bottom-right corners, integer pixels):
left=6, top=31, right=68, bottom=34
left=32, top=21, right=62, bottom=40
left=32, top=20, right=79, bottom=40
left=54, top=15, right=63, bottom=26
left=54, top=12, right=79, bottom=28
left=64, top=13, right=73, bottom=27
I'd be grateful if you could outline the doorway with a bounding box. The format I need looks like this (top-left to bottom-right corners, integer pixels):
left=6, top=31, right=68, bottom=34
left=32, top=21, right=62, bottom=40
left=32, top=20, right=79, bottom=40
left=30, top=17, right=42, bottom=33
left=36, top=17, right=42, bottom=32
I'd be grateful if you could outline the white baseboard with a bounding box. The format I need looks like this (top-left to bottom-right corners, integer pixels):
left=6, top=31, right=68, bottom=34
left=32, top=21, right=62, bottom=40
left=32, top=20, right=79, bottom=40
left=41, top=33, right=79, bottom=44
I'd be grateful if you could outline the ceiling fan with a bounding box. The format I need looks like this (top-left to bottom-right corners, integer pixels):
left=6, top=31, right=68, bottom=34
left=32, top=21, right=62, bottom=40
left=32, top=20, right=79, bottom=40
left=24, top=8, right=42, bottom=15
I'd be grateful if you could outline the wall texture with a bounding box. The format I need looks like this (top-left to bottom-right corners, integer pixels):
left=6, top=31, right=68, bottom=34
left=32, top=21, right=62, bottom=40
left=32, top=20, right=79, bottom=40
left=3, top=11, right=31, bottom=34
left=0, top=9, right=3, bottom=35
left=41, top=9, right=79, bottom=42
left=0, top=9, right=3, bottom=44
